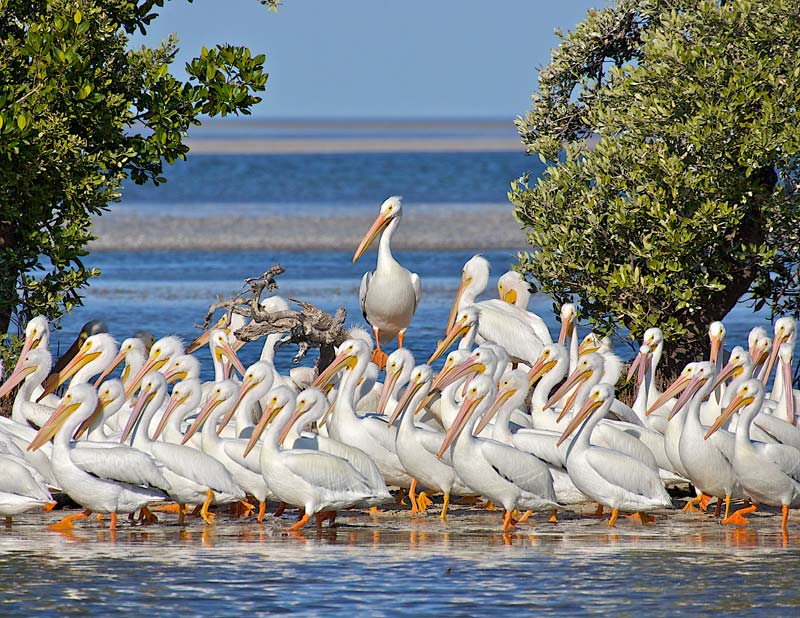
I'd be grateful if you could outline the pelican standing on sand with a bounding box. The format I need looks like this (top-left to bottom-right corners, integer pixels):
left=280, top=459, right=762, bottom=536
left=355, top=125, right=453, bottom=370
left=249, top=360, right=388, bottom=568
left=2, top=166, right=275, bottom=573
left=352, top=196, right=421, bottom=367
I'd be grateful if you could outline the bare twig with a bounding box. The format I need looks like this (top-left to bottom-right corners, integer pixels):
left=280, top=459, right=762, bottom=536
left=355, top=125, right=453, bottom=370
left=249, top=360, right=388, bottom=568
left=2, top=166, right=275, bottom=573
left=195, top=265, right=349, bottom=369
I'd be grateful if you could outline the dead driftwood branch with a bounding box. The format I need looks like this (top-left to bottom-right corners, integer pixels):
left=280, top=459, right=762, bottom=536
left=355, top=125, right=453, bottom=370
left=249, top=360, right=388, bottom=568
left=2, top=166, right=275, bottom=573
left=195, top=265, right=350, bottom=368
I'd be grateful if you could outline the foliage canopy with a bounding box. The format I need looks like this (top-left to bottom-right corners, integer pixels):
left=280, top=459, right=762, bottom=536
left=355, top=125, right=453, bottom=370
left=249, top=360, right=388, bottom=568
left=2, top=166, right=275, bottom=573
left=511, top=0, right=800, bottom=364
left=0, top=0, right=273, bottom=359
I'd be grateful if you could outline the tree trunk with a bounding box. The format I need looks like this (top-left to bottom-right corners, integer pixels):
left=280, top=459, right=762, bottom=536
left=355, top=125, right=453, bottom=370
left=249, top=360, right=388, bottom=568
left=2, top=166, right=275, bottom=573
left=0, top=220, right=19, bottom=338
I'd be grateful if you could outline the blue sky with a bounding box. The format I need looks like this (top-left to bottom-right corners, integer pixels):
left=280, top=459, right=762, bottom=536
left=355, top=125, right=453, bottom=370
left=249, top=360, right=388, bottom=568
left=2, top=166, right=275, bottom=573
left=133, top=0, right=608, bottom=119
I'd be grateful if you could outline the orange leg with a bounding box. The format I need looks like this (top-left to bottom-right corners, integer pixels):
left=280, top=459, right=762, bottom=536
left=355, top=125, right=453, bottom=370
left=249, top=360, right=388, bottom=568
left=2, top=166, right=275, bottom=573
left=782, top=504, right=790, bottom=533
left=49, top=509, right=92, bottom=531
left=502, top=510, right=518, bottom=531
left=485, top=500, right=499, bottom=511
left=154, top=503, right=183, bottom=513
left=627, top=512, right=656, bottom=524
left=440, top=493, right=450, bottom=522
left=43, top=502, right=58, bottom=513
left=517, top=510, right=533, bottom=524
left=409, top=478, right=419, bottom=513
left=589, top=503, right=604, bottom=519
left=722, top=502, right=758, bottom=526
left=109, top=512, right=118, bottom=531
left=289, top=512, right=311, bottom=531
left=257, top=501, right=267, bottom=523
left=397, top=330, right=406, bottom=348
left=549, top=508, right=559, bottom=523
left=608, top=508, right=619, bottom=527
left=370, top=328, right=388, bottom=369
left=682, top=493, right=709, bottom=513
left=417, top=492, right=432, bottom=513
left=199, top=489, right=216, bottom=524
left=698, top=494, right=712, bottom=511
left=395, top=487, right=408, bottom=506
left=177, top=504, right=188, bottom=525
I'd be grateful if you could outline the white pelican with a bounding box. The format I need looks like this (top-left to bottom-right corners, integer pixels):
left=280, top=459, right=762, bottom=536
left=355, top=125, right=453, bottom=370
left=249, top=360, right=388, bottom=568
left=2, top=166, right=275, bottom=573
left=28, top=384, right=170, bottom=531
left=578, top=332, right=622, bottom=388
left=181, top=380, right=272, bottom=522
left=438, top=374, right=557, bottom=531
left=94, top=337, right=148, bottom=388
left=152, top=378, right=203, bottom=448
left=706, top=379, right=800, bottom=532
left=0, top=349, right=56, bottom=429
left=375, top=348, right=415, bottom=417
left=123, top=336, right=186, bottom=398
left=40, top=333, right=119, bottom=401
left=762, top=317, right=796, bottom=389
left=313, top=339, right=413, bottom=489
left=557, top=384, right=673, bottom=525
left=0, top=445, right=53, bottom=523
left=440, top=255, right=550, bottom=365
left=279, top=387, right=391, bottom=508
left=497, top=270, right=531, bottom=309
left=352, top=196, right=421, bottom=367
left=121, top=372, right=244, bottom=524
left=388, top=364, right=474, bottom=519
left=558, top=303, right=579, bottom=373
left=673, top=361, right=744, bottom=520
left=243, top=386, right=374, bottom=530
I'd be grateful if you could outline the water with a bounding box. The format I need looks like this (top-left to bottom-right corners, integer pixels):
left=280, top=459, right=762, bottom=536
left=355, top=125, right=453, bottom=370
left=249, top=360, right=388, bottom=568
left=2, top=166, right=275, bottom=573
left=18, top=126, right=794, bottom=612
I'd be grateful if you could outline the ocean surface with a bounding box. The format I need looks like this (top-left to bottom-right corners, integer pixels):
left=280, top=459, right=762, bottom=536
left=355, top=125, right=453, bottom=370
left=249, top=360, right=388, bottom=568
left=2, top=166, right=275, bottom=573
left=14, top=121, right=793, bottom=613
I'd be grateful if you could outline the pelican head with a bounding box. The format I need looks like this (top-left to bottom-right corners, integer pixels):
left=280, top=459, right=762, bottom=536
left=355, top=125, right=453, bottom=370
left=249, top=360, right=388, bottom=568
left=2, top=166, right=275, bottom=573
left=497, top=270, right=529, bottom=308
left=667, top=361, right=715, bottom=420
left=708, top=321, right=726, bottom=365
left=217, top=361, right=275, bottom=435
left=40, top=333, right=118, bottom=399
left=28, top=383, right=98, bottom=451
left=75, top=379, right=126, bottom=439
left=313, top=339, right=370, bottom=388
left=243, top=386, right=297, bottom=456
left=0, top=349, right=52, bottom=399
left=557, top=383, right=614, bottom=446
left=163, top=354, right=201, bottom=384
left=153, top=378, right=202, bottom=440
left=94, top=336, right=147, bottom=387
left=705, top=379, right=765, bottom=440
left=352, top=195, right=403, bottom=263
left=377, top=348, right=415, bottom=416
left=183, top=380, right=239, bottom=444
left=578, top=332, right=601, bottom=356
left=544, top=352, right=603, bottom=414
left=626, top=343, right=652, bottom=385
left=527, top=344, right=566, bottom=386
left=474, top=368, right=528, bottom=435
left=19, top=315, right=50, bottom=361
left=209, top=329, right=246, bottom=376
left=712, top=345, right=750, bottom=391
left=387, top=364, right=433, bottom=427
left=642, top=327, right=664, bottom=349
left=430, top=345, right=492, bottom=393
left=445, top=255, right=490, bottom=331
left=762, top=317, right=797, bottom=385
left=558, top=303, right=576, bottom=344
left=428, top=307, right=478, bottom=364
left=437, top=374, right=495, bottom=458
left=124, top=336, right=184, bottom=398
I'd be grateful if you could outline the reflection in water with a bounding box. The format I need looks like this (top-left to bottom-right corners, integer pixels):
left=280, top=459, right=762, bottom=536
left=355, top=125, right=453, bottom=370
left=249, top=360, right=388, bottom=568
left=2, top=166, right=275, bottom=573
left=1, top=511, right=800, bottom=615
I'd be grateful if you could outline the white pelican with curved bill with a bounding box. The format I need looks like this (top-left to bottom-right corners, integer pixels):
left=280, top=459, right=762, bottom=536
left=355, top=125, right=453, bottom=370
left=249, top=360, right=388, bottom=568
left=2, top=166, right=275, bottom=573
left=313, top=339, right=413, bottom=490
left=673, top=362, right=745, bottom=521
left=181, top=380, right=273, bottom=522
left=388, top=364, right=475, bottom=519
left=28, top=383, right=170, bottom=531
left=123, top=336, right=186, bottom=399
left=38, top=333, right=119, bottom=401
left=438, top=374, right=557, bottom=531
left=761, top=317, right=796, bottom=389
left=244, top=386, right=375, bottom=530
left=706, top=379, right=800, bottom=532
left=557, top=384, right=673, bottom=526
left=121, top=372, right=244, bottom=524
left=0, top=349, right=57, bottom=430
left=279, top=387, right=391, bottom=508
left=352, top=196, right=421, bottom=367
left=443, top=255, right=551, bottom=360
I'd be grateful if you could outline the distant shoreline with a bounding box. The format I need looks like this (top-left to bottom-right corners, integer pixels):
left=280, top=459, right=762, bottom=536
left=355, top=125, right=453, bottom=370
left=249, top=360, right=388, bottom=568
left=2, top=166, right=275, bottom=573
left=90, top=206, right=528, bottom=252
left=184, top=137, right=524, bottom=154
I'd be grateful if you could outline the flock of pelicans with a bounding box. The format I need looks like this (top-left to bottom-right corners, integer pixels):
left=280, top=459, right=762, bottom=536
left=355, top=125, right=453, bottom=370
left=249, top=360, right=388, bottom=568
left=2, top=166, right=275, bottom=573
left=1, top=197, right=799, bottom=537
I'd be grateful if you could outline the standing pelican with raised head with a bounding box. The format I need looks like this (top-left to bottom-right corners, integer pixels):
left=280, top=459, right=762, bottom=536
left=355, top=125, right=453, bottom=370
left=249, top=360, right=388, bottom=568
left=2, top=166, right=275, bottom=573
left=352, top=196, right=421, bottom=368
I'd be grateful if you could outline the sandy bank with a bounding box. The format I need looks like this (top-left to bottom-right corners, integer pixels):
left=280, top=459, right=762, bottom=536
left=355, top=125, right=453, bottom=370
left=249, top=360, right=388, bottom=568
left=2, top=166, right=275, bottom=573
left=89, top=208, right=528, bottom=252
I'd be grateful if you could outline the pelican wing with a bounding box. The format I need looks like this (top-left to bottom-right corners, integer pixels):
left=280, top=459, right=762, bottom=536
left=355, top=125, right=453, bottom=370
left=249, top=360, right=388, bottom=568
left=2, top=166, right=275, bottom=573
left=512, top=429, right=567, bottom=469
left=412, top=425, right=447, bottom=458
left=150, top=441, right=237, bottom=494
left=411, top=272, right=421, bottom=313
left=0, top=455, right=51, bottom=501
left=70, top=444, right=170, bottom=491
left=481, top=299, right=552, bottom=345
left=586, top=447, right=667, bottom=499
left=753, top=414, right=800, bottom=450
left=759, top=443, right=800, bottom=481
left=479, top=439, right=556, bottom=501
left=282, top=449, right=372, bottom=494
left=474, top=302, right=545, bottom=364
left=359, top=271, right=372, bottom=324
left=223, top=439, right=260, bottom=472
left=359, top=414, right=398, bottom=452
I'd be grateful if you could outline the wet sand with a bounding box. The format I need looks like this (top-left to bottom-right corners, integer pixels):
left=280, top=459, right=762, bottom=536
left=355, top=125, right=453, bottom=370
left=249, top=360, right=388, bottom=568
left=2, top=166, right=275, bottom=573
left=89, top=207, right=528, bottom=252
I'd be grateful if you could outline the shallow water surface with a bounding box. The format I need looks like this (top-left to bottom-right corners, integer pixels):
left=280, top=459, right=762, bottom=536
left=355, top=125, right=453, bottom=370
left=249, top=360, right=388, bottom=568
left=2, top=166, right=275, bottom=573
left=2, top=508, right=799, bottom=616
